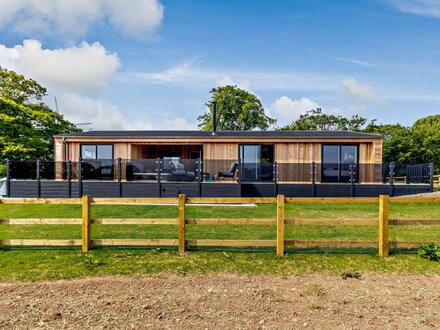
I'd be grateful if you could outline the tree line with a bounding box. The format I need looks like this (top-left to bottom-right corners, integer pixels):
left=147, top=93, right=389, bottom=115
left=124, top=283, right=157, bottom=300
left=199, top=85, right=439, bottom=167
left=0, top=70, right=438, bottom=176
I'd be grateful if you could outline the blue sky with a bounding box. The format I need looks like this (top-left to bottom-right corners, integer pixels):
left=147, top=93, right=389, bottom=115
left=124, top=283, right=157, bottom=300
left=0, top=0, right=439, bottom=130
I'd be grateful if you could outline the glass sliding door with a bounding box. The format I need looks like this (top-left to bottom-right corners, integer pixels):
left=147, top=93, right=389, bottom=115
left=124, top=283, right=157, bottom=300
left=240, top=145, right=261, bottom=181
left=322, top=144, right=358, bottom=182
left=239, top=145, right=274, bottom=181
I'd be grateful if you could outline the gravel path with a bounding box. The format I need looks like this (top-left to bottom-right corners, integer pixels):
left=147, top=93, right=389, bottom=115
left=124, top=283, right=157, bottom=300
left=1, top=274, right=440, bottom=329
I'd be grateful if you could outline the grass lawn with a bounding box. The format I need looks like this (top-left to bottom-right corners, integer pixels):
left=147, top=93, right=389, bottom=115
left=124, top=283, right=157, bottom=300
left=1, top=249, right=440, bottom=281
left=0, top=202, right=439, bottom=281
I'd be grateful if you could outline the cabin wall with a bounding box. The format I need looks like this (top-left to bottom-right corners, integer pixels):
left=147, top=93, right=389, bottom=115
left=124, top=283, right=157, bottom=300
left=56, top=138, right=382, bottom=183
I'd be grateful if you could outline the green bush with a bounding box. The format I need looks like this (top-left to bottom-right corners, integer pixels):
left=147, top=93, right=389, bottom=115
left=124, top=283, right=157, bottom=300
left=418, top=244, right=440, bottom=261
left=0, top=163, right=5, bottom=177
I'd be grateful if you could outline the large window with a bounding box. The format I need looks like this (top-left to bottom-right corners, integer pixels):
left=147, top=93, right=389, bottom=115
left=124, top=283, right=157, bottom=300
left=81, top=144, right=113, bottom=160
left=239, top=144, right=274, bottom=181
left=322, top=144, right=358, bottom=182
left=80, top=144, right=114, bottom=180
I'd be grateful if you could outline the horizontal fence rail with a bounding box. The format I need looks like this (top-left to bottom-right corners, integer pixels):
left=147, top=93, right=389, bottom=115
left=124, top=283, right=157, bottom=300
left=1, top=196, right=439, bottom=256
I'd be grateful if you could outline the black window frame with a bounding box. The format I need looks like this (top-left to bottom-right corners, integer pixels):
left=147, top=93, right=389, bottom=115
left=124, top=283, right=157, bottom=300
left=238, top=144, right=274, bottom=181
left=80, top=144, right=114, bottom=160
left=321, top=144, right=359, bottom=183
left=80, top=144, right=115, bottom=180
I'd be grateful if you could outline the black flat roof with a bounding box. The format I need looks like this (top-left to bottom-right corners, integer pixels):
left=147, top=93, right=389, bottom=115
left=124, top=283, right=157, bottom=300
left=56, top=130, right=381, bottom=139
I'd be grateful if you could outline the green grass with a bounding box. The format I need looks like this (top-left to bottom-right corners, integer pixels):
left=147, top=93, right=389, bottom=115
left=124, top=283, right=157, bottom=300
left=1, top=249, right=440, bottom=282
left=0, top=202, right=439, bottom=281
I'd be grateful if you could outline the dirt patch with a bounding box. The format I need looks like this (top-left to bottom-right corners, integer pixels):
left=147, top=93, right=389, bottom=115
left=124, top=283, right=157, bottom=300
left=1, top=274, right=440, bottom=329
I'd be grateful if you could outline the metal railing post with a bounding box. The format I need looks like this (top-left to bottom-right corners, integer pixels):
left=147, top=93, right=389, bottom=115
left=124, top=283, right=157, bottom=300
left=6, top=159, right=10, bottom=198
left=197, top=158, right=202, bottom=197
left=36, top=160, right=41, bottom=198
left=118, top=158, right=122, bottom=197
left=389, top=162, right=395, bottom=197
left=78, top=157, right=83, bottom=197
left=429, top=162, right=435, bottom=192
left=311, top=162, right=316, bottom=197
left=156, top=157, right=161, bottom=197
left=67, top=160, right=72, bottom=198
left=238, top=158, right=242, bottom=197
left=273, top=162, right=278, bottom=197
left=350, top=162, right=355, bottom=198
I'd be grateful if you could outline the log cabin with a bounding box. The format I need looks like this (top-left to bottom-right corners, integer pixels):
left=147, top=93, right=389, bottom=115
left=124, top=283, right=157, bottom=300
left=53, top=129, right=383, bottom=184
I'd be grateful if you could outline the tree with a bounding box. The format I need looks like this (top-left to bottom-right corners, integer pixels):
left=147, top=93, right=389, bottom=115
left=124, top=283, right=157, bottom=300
left=411, top=115, right=440, bottom=167
left=363, top=123, right=415, bottom=163
left=364, top=115, right=440, bottom=168
left=0, top=67, right=79, bottom=174
left=198, top=85, right=276, bottom=131
left=280, top=108, right=372, bottom=131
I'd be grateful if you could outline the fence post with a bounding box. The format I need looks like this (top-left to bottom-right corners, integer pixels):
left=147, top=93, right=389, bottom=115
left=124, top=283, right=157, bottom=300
left=36, top=160, right=41, bottom=198
left=6, top=159, right=10, bottom=198
left=276, top=194, right=285, bottom=256
left=82, top=195, right=91, bottom=252
left=178, top=194, right=186, bottom=255
left=429, top=162, right=434, bottom=192
left=378, top=195, right=389, bottom=257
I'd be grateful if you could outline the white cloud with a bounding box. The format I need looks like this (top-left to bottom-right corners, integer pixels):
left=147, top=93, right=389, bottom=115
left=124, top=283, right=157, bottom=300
left=130, top=60, right=339, bottom=92
left=314, top=52, right=377, bottom=67
left=269, top=96, right=320, bottom=126
left=0, top=0, right=164, bottom=39
left=54, top=94, right=126, bottom=130
left=55, top=94, right=197, bottom=130
left=124, top=117, right=196, bottom=130
left=216, top=75, right=252, bottom=91
left=0, top=40, right=120, bottom=95
left=341, top=77, right=384, bottom=106
left=391, top=0, right=440, bottom=18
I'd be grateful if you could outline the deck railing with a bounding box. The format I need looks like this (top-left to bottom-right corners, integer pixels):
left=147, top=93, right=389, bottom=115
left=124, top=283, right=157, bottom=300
left=6, top=159, right=435, bottom=183
left=4, top=160, right=435, bottom=198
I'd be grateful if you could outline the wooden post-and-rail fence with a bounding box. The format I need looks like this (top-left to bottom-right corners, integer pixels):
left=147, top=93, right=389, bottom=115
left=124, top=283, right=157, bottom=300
left=1, top=195, right=440, bottom=256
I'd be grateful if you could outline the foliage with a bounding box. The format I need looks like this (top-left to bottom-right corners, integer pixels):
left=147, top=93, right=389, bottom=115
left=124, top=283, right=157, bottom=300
left=418, top=244, right=440, bottom=261
left=280, top=106, right=439, bottom=168
left=363, top=123, right=415, bottom=163
left=365, top=115, right=440, bottom=168
left=198, top=85, right=276, bottom=131
left=0, top=68, right=79, bottom=172
left=411, top=115, right=440, bottom=166
left=280, top=108, right=373, bottom=131
left=0, top=68, right=46, bottom=103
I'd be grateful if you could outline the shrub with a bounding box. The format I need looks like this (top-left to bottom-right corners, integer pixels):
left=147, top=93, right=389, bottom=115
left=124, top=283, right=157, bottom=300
left=418, top=244, right=440, bottom=261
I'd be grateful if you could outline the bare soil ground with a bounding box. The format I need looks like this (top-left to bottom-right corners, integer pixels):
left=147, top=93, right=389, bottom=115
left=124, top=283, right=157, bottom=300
left=1, top=274, right=440, bottom=329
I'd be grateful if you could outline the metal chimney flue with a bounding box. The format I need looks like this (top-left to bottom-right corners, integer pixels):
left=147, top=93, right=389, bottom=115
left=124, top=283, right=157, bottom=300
left=212, top=101, right=217, bottom=135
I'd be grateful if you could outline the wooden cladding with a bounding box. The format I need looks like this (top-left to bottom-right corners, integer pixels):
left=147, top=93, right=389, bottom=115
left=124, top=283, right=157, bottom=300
left=56, top=140, right=380, bottom=164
